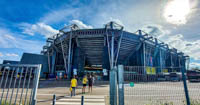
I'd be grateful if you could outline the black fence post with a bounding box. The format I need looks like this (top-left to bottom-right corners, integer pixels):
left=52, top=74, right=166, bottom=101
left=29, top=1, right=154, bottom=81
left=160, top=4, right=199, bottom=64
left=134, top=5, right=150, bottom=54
left=53, top=94, right=56, bottom=105
left=181, top=66, right=190, bottom=105
left=81, top=95, right=84, bottom=105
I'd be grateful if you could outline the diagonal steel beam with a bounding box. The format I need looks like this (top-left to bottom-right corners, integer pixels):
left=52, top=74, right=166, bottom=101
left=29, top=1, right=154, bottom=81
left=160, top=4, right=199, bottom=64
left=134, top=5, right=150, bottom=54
left=114, top=29, right=124, bottom=66
left=123, top=42, right=142, bottom=65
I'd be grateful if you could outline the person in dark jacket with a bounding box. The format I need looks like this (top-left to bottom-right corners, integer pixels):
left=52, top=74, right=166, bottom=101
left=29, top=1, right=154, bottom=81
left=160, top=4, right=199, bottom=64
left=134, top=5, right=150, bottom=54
left=88, top=75, right=93, bottom=93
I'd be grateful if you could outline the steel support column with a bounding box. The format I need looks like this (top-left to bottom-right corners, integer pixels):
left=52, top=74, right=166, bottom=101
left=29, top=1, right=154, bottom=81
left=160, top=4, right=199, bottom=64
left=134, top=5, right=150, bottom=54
left=70, top=42, right=74, bottom=77
left=47, top=51, right=51, bottom=73
left=67, top=31, right=73, bottom=79
left=170, top=53, right=173, bottom=72
left=114, top=30, right=123, bottom=66
left=160, top=49, right=163, bottom=72
left=111, top=31, right=114, bottom=69
left=142, top=42, right=147, bottom=81
left=110, top=66, right=117, bottom=105
left=60, top=37, right=67, bottom=74
left=143, top=42, right=146, bottom=71
left=110, top=30, right=117, bottom=105
left=73, top=47, right=79, bottom=75
left=103, top=36, right=109, bottom=69
left=109, top=22, right=118, bottom=105
left=51, top=50, right=56, bottom=74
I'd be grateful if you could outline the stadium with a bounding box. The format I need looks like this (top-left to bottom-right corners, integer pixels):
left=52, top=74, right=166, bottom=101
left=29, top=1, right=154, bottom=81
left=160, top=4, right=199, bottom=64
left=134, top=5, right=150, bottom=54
left=0, top=21, right=193, bottom=105
left=3, top=21, right=189, bottom=79
left=39, top=21, right=189, bottom=79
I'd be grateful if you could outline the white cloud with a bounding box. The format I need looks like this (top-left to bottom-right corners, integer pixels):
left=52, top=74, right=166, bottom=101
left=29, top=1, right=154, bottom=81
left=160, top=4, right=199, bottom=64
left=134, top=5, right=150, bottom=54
left=141, top=24, right=171, bottom=39
left=190, top=62, right=200, bottom=69
left=0, top=52, right=3, bottom=57
left=20, top=22, right=59, bottom=38
left=108, top=18, right=124, bottom=26
left=69, top=20, right=93, bottom=29
left=0, top=54, right=21, bottom=64
left=142, top=24, right=200, bottom=61
left=0, top=33, right=17, bottom=48
left=0, top=28, right=44, bottom=53
left=5, top=53, right=19, bottom=57
left=39, top=8, right=78, bottom=24
left=163, top=0, right=190, bottom=25
left=140, top=24, right=200, bottom=68
left=14, top=0, right=199, bottom=67
left=164, top=34, right=200, bottom=60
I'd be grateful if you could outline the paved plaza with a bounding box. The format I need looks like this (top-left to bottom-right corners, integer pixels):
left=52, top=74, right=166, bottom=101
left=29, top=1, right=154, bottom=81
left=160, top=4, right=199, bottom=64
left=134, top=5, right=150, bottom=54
left=1, top=80, right=200, bottom=105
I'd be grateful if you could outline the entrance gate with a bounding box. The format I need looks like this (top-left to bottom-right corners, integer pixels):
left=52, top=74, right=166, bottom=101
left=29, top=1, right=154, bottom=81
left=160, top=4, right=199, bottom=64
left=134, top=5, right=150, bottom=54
left=0, top=64, right=41, bottom=105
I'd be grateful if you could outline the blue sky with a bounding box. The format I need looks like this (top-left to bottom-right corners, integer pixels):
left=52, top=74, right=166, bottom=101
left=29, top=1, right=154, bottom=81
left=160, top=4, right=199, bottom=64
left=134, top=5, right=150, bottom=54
left=0, top=0, right=200, bottom=68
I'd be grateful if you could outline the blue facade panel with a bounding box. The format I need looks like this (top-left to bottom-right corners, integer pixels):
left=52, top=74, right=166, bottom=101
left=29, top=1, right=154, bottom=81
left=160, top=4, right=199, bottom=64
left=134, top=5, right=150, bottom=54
left=3, top=60, right=20, bottom=64
left=20, top=53, right=49, bottom=78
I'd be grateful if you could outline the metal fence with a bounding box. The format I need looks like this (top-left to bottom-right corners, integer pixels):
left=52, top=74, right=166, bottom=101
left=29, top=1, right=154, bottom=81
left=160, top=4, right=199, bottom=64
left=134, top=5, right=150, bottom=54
left=109, top=65, right=196, bottom=105
left=122, top=66, right=191, bottom=105
left=0, top=64, right=41, bottom=105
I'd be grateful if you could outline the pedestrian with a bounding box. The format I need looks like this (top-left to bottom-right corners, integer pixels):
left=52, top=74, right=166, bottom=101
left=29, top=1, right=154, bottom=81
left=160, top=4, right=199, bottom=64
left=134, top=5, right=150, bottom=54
left=92, top=74, right=95, bottom=85
left=70, top=76, right=77, bottom=96
left=82, top=75, right=88, bottom=94
left=88, top=75, right=93, bottom=93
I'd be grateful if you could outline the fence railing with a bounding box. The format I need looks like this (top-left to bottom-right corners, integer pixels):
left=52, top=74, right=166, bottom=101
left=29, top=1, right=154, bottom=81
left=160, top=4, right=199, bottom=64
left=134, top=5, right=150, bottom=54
left=123, top=66, right=188, bottom=105
left=110, top=65, right=194, bottom=105
left=123, top=66, right=183, bottom=82
left=0, top=64, right=41, bottom=105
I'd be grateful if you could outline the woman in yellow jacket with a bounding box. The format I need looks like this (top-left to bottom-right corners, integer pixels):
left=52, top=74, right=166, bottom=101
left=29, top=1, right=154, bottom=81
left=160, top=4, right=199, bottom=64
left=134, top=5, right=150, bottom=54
left=82, top=76, right=88, bottom=94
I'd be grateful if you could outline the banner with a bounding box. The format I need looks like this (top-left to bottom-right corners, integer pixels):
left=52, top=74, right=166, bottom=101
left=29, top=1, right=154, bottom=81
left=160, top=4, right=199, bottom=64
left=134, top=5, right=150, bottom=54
left=146, top=67, right=156, bottom=75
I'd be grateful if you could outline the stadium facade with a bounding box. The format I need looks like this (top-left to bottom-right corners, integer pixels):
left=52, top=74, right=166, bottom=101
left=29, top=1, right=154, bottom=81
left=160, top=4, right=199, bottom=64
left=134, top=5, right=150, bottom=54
left=39, top=21, right=189, bottom=79
left=2, top=22, right=189, bottom=79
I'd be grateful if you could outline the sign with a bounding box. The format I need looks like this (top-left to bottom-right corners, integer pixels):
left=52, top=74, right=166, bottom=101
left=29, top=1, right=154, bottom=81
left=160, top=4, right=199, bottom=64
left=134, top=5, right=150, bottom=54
left=103, top=69, right=108, bottom=76
left=163, top=69, right=168, bottom=73
left=146, top=67, right=156, bottom=75
left=119, top=84, right=123, bottom=89
left=73, top=69, right=77, bottom=75
left=130, top=82, right=134, bottom=87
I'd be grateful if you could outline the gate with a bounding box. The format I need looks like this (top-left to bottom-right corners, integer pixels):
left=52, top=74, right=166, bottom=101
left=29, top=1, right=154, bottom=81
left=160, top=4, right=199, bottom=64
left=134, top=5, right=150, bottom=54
left=0, top=64, right=41, bottom=105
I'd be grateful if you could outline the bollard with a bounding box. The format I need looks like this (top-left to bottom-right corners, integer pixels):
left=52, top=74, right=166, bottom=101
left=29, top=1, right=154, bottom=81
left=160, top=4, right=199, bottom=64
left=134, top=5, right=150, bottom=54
left=53, top=94, right=56, bottom=105
left=81, top=96, right=84, bottom=105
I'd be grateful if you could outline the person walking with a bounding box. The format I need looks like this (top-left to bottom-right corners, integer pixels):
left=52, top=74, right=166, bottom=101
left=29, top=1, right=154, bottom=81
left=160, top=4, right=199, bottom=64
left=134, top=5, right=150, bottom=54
left=92, top=74, right=95, bottom=85
left=82, top=75, right=88, bottom=94
left=70, top=76, right=77, bottom=96
left=88, top=75, right=93, bottom=93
